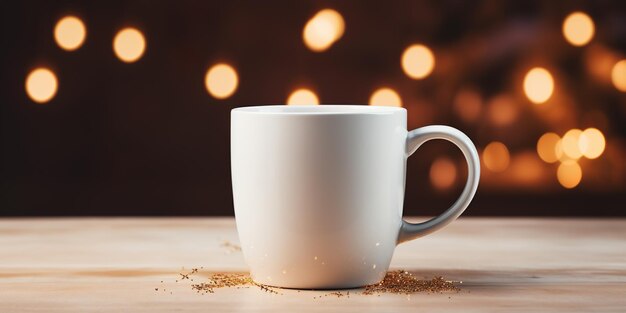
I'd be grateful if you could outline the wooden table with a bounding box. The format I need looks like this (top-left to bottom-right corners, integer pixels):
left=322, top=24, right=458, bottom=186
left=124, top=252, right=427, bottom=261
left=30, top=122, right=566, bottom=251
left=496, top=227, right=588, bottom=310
left=1, top=218, right=625, bottom=312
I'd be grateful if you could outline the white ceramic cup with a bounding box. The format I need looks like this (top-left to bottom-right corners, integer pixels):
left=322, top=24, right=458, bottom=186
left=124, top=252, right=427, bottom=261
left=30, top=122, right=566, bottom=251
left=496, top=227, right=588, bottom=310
left=231, top=105, right=479, bottom=289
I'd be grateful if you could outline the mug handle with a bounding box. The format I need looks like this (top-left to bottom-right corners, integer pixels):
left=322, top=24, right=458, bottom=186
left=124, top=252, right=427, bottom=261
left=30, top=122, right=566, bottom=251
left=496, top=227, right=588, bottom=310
left=397, top=125, right=480, bottom=244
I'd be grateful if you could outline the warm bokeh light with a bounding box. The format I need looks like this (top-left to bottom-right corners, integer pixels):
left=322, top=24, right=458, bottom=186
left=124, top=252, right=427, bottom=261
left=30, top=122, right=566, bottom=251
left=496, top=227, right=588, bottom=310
left=482, top=141, right=510, bottom=172
left=611, top=60, right=626, bottom=92
left=54, top=16, right=86, bottom=51
left=487, top=94, right=518, bottom=126
left=401, top=44, right=435, bottom=79
left=578, top=128, right=606, bottom=159
left=554, top=140, right=570, bottom=162
left=523, top=67, right=554, bottom=104
left=430, top=157, right=457, bottom=190
left=113, top=28, right=146, bottom=63
left=510, top=152, right=544, bottom=185
left=453, top=89, right=482, bottom=123
left=557, top=161, right=582, bottom=189
left=369, top=88, right=402, bottom=107
left=204, top=63, right=239, bottom=99
left=302, top=9, right=345, bottom=52
left=287, top=88, right=319, bottom=105
left=561, top=129, right=583, bottom=159
left=537, top=132, right=561, bottom=163
left=562, top=12, right=595, bottom=47
left=584, top=45, right=619, bottom=85
left=25, top=68, right=58, bottom=103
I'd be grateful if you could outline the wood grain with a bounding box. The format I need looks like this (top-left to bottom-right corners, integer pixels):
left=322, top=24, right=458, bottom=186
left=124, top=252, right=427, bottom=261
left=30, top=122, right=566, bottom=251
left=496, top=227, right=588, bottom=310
left=1, top=217, right=625, bottom=312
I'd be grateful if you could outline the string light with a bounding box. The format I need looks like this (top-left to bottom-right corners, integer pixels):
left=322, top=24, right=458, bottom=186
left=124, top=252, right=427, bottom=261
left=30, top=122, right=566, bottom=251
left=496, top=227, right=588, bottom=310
left=611, top=60, right=626, bottom=92
left=54, top=16, right=86, bottom=51
left=205, top=63, right=239, bottom=99
left=523, top=67, right=554, bottom=104
left=562, top=12, right=595, bottom=47
left=561, top=129, right=583, bottom=159
left=430, top=157, right=457, bottom=190
left=578, top=128, right=606, bottom=159
left=487, top=94, right=517, bottom=126
left=303, top=9, right=345, bottom=52
left=557, top=161, right=582, bottom=189
left=25, top=68, right=58, bottom=104
left=453, top=89, right=482, bottom=123
left=287, top=88, right=319, bottom=105
left=21, top=8, right=617, bottom=192
left=554, top=139, right=571, bottom=163
left=113, top=28, right=146, bottom=63
left=482, top=141, right=510, bottom=172
left=510, top=152, right=544, bottom=184
left=369, top=88, right=402, bottom=107
left=537, top=132, right=560, bottom=163
left=401, top=44, right=435, bottom=79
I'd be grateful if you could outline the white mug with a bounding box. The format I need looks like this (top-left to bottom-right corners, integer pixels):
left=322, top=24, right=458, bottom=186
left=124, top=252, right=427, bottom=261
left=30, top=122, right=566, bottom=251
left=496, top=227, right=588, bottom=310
left=231, top=105, right=479, bottom=289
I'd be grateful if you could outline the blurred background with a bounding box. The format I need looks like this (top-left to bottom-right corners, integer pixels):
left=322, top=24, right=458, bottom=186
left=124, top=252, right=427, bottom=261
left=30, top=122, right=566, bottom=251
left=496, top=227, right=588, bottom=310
left=1, top=0, right=625, bottom=216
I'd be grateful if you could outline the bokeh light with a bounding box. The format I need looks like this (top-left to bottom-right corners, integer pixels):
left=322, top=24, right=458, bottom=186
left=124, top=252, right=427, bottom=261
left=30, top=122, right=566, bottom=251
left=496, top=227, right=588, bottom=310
left=561, top=129, right=583, bottom=159
left=25, top=68, right=58, bottom=103
left=482, top=141, right=510, bottom=172
left=584, top=45, right=619, bottom=84
left=611, top=60, right=626, bottom=92
left=113, top=28, right=146, bottom=63
left=205, top=63, right=239, bottom=99
left=578, top=128, right=606, bottom=159
left=54, top=16, right=86, bottom=51
left=303, top=9, right=345, bottom=52
left=453, top=89, right=482, bottom=123
left=537, top=132, right=561, bottom=163
left=369, top=88, right=402, bottom=107
left=287, top=88, right=319, bottom=105
left=554, top=140, right=570, bottom=162
left=7, top=1, right=626, bottom=219
left=487, top=94, right=518, bottom=126
left=523, top=67, right=554, bottom=104
left=557, top=161, right=582, bottom=189
left=430, top=157, right=457, bottom=190
left=510, top=152, right=544, bottom=184
left=401, top=44, right=435, bottom=79
left=562, top=12, right=595, bottom=47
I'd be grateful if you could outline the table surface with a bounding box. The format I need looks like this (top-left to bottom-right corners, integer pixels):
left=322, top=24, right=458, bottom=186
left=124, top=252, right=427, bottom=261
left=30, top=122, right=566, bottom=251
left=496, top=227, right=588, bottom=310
left=1, top=217, right=625, bottom=312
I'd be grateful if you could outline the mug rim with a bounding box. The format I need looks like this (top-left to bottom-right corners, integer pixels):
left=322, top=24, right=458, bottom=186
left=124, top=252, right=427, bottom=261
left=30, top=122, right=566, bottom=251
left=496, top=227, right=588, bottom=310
left=232, top=105, right=405, bottom=115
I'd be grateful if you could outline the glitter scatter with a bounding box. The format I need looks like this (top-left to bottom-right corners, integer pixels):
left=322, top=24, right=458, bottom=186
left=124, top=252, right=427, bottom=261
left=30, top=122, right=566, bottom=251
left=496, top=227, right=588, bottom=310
left=191, top=273, right=253, bottom=294
left=191, top=273, right=281, bottom=295
left=171, top=269, right=459, bottom=297
left=362, top=270, right=460, bottom=295
left=328, top=291, right=346, bottom=297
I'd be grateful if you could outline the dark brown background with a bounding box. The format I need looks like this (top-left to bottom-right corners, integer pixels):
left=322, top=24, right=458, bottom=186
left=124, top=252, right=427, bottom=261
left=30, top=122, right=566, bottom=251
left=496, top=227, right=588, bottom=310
left=1, top=0, right=625, bottom=216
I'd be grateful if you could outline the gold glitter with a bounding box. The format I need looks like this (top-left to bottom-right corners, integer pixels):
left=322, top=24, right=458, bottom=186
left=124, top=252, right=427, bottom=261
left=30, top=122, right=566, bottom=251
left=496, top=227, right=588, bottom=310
left=328, top=291, right=345, bottom=297
left=191, top=273, right=281, bottom=295
left=363, top=270, right=460, bottom=295
left=170, top=269, right=459, bottom=297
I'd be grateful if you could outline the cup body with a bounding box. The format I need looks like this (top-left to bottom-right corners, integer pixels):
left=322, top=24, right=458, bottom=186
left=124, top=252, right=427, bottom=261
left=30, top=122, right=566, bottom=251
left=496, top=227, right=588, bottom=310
left=231, top=105, right=408, bottom=289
